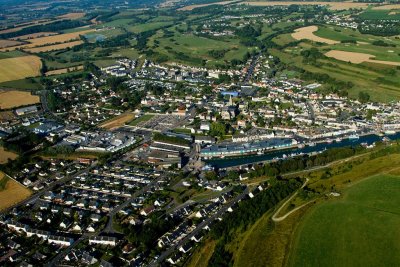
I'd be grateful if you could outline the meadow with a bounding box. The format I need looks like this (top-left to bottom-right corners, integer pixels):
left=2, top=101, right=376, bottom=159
left=289, top=174, right=400, bottom=267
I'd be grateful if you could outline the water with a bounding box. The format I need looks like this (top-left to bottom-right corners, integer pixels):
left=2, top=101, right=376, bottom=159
left=205, top=133, right=400, bottom=169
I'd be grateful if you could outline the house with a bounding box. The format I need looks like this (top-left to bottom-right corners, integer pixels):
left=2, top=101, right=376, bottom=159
left=200, top=122, right=210, bottom=131
left=167, top=253, right=182, bottom=265
left=190, top=232, right=203, bottom=243
left=86, top=225, right=96, bottom=233
left=71, top=224, right=82, bottom=232
left=89, top=236, right=118, bottom=246
left=239, top=172, right=250, bottom=181
left=90, top=214, right=101, bottom=222
left=15, top=105, right=38, bottom=116
left=48, top=235, right=74, bottom=247
left=60, top=220, right=72, bottom=229
left=194, top=136, right=215, bottom=145
left=140, top=205, right=155, bottom=216
left=82, top=252, right=98, bottom=265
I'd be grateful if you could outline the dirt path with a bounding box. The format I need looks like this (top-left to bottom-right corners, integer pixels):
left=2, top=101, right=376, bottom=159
left=272, top=178, right=309, bottom=222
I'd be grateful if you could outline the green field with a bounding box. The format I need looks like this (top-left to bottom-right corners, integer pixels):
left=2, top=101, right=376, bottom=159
left=289, top=174, right=400, bottom=267
left=272, top=24, right=400, bottom=102
left=127, top=114, right=154, bottom=126
left=359, top=8, right=400, bottom=20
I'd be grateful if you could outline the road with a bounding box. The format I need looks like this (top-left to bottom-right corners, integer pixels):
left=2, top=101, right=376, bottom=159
left=306, top=100, right=315, bottom=123
left=103, top=174, right=166, bottom=233
left=152, top=186, right=249, bottom=265
left=242, top=53, right=260, bottom=84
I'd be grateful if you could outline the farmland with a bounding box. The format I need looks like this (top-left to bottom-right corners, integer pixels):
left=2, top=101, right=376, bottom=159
left=292, top=26, right=338, bottom=44
left=57, top=12, right=86, bottom=20
left=0, top=172, right=31, bottom=211
left=25, top=40, right=84, bottom=53
left=0, top=39, right=23, bottom=48
left=289, top=174, right=400, bottom=267
left=45, top=65, right=84, bottom=76
left=0, top=90, right=40, bottom=109
left=0, top=146, right=18, bottom=164
left=325, top=50, right=400, bottom=66
left=243, top=1, right=372, bottom=10
left=0, top=56, right=42, bottom=83
left=272, top=24, right=400, bottom=101
left=0, top=29, right=93, bottom=52
left=178, top=1, right=237, bottom=11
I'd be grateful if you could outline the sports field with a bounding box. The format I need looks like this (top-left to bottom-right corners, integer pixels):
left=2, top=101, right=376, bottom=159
left=0, top=90, right=40, bottom=109
left=0, top=172, right=31, bottom=211
left=0, top=56, right=42, bottom=83
left=289, top=174, right=400, bottom=267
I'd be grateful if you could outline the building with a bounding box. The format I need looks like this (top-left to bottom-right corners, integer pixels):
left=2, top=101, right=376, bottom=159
left=89, top=236, right=117, bottom=246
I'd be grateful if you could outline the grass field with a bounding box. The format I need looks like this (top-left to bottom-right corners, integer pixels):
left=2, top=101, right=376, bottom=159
left=0, top=172, right=31, bottom=211
left=128, top=114, right=155, bottom=126
left=45, top=65, right=83, bottom=76
left=0, top=77, right=43, bottom=90
left=100, top=113, right=136, bottom=129
left=289, top=174, right=400, bottom=267
left=186, top=239, right=216, bottom=267
left=0, top=56, right=42, bottom=83
left=0, top=90, right=40, bottom=109
left=0, top=147, right=18, bottom=164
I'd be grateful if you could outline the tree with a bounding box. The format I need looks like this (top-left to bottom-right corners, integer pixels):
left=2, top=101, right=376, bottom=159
left=210, top=122, right=226, bottom=137
left=358, top=91, right=370, bottom=103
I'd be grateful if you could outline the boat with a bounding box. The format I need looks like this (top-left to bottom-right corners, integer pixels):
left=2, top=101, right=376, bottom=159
left=385, top=130, right=396, bottom=135
left=326, top=139, right=333, bottom=144
left=335, top=137, right=342, bottom=142
left=308, top=142, right=316, bottom=147
left=297, top=143, right=305, bottom=149
left=348, top=134, right=359, bottom=140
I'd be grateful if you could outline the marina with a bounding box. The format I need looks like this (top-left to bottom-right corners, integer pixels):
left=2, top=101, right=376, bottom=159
left=205, top=132, right=400, bottom=169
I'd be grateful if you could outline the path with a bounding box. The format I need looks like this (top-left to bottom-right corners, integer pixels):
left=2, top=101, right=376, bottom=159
left=272, top=178, right=309, bottom=222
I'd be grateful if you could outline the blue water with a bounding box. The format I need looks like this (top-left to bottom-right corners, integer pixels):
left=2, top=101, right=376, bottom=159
left=205, top=133, right=400, bottom=168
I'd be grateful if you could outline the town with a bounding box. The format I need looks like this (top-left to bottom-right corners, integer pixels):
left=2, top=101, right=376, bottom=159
left=0, top=0, right=400, bottom=266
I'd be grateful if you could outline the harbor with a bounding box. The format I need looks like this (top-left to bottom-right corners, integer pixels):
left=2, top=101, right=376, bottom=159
left=204, top=132, right=400, bottom=169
